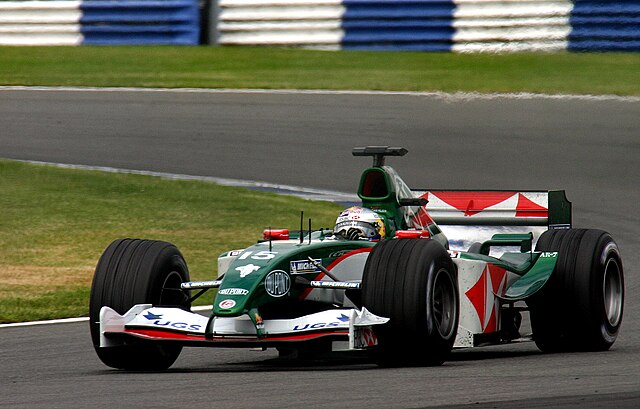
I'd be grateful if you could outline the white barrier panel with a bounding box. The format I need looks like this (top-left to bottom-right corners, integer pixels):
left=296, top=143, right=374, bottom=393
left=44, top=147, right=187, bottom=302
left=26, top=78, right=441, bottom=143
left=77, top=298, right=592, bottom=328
left=218, top=0, right=345, bottom=46
left=220, top=30, right=342, bottom=45
left=219, top=0, right=342, bottom=7
left=219, top=21, right=341, bottom=31
left=219, top=6, right=345, bottom=21
left=453, top=1, right=573, bottom=18
left=0, top=1, right=81, bottom=23
left=452, top=0, right=572, bottom=52
left=0, top=1, right=82, bottom=45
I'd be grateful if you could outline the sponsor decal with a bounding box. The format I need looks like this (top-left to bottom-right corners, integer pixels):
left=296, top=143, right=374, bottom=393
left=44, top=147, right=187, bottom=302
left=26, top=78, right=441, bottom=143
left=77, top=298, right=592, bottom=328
left=235, top=264, right=260, bottom=278
left=328, top=250, right=351, bottom=258
left=227, top=250, right=244, bottom=257
left=293, top=314, right=350, bottom=331
left=264, top=270, right=290, bottom=297
left=337, top=313, right=350, bottom=322
left=290, top=259, right=322, bottom=274
left=143, top=313, right=202, bottom=331
left=540, top=252, right=558, bottom=258
left=149, top=321, right=202, bottom=332
left=143, top=311, right=163, bottom=320
left=218, top=299, right=236, bottom=309
left=218, top=288, right=249, bottom=295
left=311, top=281, right=360, bottom=289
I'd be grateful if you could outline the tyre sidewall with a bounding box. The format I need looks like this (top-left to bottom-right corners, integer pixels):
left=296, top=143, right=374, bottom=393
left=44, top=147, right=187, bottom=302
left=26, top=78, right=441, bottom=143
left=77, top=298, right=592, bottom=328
left=530, top=229, right=624, bottom=352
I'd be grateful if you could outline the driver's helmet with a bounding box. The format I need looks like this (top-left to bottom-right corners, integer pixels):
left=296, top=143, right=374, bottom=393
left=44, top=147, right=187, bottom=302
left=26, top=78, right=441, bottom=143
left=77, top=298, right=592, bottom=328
left=334, top=206, right=386, bottom=241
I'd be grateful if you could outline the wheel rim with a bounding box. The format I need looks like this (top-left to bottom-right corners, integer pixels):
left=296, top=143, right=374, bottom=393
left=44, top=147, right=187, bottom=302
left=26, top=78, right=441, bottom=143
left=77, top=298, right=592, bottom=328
left=602, top=257, right=623, bottom=327
left=160, top=270, right=187, bottom=307
left=432, top=268, right=457, bottom=338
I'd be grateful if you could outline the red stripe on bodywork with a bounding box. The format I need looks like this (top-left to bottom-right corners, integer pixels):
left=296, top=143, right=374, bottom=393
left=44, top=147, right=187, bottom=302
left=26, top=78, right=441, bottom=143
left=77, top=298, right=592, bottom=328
left=429, top=191, right=516, bottom=216
left=124, top=329, right=205, bottom=341
left=121, top=329, right=348, bottom=343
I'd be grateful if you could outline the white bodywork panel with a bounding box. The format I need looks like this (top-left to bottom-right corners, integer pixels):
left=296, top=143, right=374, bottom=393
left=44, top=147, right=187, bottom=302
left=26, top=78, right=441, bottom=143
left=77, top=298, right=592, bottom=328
left=451, top=254, right=521, bottom=347
left=302, top=250, right=369, bottom=306
left=217, top=249, right=244, bottom=278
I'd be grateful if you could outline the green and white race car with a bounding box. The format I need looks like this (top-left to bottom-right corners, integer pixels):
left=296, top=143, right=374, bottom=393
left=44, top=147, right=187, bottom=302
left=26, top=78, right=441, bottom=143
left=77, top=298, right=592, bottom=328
left=90, top=146, right=624, bottom=370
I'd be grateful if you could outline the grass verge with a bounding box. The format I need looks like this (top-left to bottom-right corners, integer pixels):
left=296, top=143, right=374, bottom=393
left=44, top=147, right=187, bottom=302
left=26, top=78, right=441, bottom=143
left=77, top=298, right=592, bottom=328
left=0, top=46, right=639, bottom=95
left=0, top=160, right=342, bottom=323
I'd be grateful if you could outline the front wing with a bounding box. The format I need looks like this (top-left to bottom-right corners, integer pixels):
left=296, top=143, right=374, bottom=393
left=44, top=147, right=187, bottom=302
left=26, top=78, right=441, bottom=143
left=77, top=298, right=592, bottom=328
left=99, top=304, right=388, bottom=349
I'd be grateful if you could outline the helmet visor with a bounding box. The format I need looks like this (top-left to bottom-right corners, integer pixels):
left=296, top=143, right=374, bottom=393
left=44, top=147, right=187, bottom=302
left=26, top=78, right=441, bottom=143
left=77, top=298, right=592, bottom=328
left=334, top=220, right=378, bottom=238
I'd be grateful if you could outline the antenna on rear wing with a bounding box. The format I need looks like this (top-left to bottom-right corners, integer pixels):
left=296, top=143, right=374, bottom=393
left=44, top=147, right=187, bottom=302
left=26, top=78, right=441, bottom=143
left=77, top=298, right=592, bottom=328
left=352, top=146, right=408, bottom=167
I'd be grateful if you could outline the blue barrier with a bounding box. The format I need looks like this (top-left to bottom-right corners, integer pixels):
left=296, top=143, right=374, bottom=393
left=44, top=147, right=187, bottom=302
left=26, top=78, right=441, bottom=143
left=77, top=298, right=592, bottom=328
left=342, top=1, right=455, bottom=51
left=342, top=19, right=453, bottom=29
left=81, top=0, right=200, bottom=45
left=342, top=43, right=453, bottom=51
left=569, top=1, right=640, bottom=51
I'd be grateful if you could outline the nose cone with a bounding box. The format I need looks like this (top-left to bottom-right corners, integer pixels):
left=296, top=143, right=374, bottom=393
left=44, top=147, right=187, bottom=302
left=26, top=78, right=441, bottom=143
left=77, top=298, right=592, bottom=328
left=213, top=262, right=263, bottom=316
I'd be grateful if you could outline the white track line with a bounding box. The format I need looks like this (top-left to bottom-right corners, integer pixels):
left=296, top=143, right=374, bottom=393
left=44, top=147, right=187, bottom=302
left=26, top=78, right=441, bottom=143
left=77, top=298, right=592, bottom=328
left=14, top=160, right=359, bottom=203
left=0, top=305, right=212, bottom=328
left=1, top=85, right=639, bottom=103
left=0, top=317, right=89, bottom=328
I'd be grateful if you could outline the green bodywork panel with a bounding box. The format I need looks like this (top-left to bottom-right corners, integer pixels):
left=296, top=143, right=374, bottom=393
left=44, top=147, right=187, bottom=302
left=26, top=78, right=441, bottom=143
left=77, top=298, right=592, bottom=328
left=357, top=166, right=448, bottom=249
left=212, top=236, right=375, bottom=317
left=478, top=233, right=533, bottom=255
left=461, top=233, right=558, bottom=301
left=502, top=251, right=558, bottom=300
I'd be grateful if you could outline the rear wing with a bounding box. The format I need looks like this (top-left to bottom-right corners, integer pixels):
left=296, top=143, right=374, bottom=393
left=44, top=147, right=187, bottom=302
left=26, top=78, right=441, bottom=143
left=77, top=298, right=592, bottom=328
left=412, top=190, right=572, bottom=252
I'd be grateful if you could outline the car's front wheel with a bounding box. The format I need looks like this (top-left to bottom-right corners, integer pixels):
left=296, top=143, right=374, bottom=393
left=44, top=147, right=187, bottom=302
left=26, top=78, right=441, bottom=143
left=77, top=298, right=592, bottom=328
left=361, top=239, right=459, bottom=366
left=89, top=239, right=191, bottom=370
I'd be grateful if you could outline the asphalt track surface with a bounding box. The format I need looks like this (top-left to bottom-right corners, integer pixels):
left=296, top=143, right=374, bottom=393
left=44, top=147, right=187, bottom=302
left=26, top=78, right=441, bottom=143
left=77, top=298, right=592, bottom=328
left=0, top=88, right=639, bottom=408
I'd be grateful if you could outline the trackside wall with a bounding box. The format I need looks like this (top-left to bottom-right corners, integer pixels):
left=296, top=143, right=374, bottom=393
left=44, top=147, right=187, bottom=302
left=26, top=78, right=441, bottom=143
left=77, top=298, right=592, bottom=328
left=216, top=0, right=640, bottom=52
left=2, top=0, right=639, bottom=50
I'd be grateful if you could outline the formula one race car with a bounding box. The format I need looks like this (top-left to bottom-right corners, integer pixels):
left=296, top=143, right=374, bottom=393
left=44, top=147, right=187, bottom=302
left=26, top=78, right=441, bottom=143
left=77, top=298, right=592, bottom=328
left=90, top=146, right=624, bottom=370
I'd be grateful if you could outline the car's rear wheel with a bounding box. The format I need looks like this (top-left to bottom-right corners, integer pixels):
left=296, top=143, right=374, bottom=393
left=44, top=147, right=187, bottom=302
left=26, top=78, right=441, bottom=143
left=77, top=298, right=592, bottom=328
left=362, top=239, right=458, bottom=366
left=528, top=229, right=624, bottom=352
left=89, top=239, right=191, bottom=370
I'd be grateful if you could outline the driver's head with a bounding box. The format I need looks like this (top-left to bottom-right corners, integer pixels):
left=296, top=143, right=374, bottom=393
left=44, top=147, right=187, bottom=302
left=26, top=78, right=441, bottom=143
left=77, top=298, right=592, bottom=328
left=334, top=206, right=386, bottom=240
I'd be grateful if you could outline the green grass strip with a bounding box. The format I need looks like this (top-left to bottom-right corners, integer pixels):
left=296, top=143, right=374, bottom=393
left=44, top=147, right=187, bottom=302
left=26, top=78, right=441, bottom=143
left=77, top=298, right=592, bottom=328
left=0, top=160, right=342, bottom=323
left=0, top=46, right=639, bottom=95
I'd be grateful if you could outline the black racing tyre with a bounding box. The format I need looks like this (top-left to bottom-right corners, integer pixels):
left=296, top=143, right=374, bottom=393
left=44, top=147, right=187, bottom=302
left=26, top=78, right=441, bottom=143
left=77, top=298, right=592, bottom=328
left=89, top=239, right=191, bottom=370
left=528, top=229, right=624, bottom=352
left=361, top=239, right=458, bottom=366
